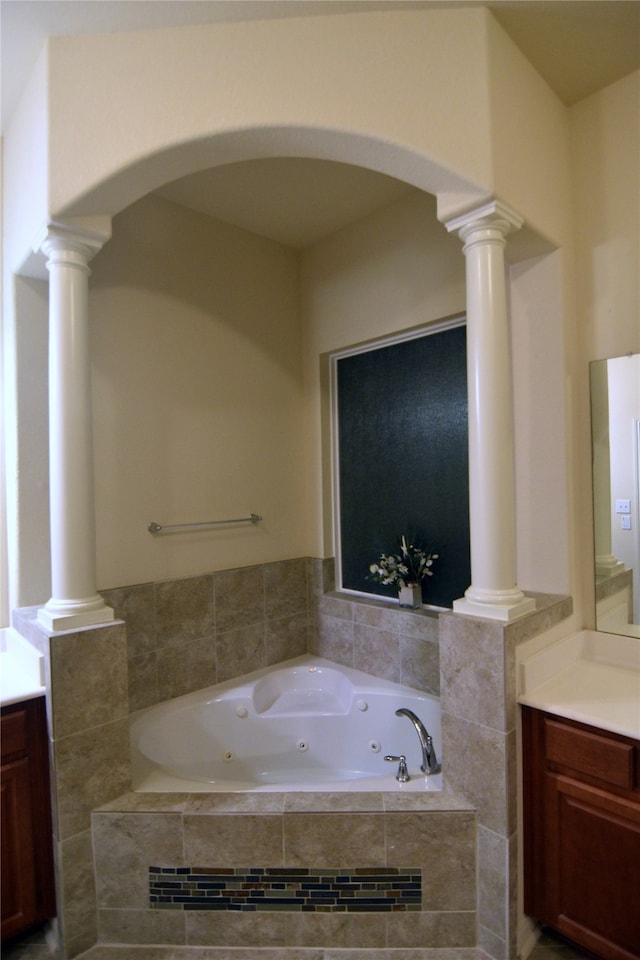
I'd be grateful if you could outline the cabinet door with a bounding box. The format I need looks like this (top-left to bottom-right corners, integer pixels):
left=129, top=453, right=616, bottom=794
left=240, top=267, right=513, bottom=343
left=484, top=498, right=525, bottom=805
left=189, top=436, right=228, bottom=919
left=1, top=755, right=38, bottom=940
left=545, top=771, right=640, bottom=960
left=1, top=698, right=55, bottom=943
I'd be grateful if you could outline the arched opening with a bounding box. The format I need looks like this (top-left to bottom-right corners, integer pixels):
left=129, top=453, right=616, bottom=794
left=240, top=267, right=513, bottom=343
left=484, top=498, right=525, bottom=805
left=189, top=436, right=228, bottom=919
left=7, top=131, right=566, bottom=960
left=17, top=127, right=541, bottom=628
left=14, top=120, right=483, bottom=612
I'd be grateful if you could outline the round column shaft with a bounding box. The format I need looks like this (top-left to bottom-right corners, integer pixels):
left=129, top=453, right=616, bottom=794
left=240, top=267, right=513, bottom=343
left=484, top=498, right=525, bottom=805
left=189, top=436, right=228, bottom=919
left=37, top=226, right=114, bottom=631
left=446, top=201, right=535, bottom=621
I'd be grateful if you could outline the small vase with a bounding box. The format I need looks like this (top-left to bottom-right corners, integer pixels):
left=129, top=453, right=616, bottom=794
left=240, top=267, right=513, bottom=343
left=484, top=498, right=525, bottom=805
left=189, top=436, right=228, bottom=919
left=398, top=583, right=422, bottom=608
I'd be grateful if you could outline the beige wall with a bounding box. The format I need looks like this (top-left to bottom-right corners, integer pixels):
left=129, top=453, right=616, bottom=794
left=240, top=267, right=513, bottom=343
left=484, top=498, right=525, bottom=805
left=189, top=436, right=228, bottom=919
left=2, top=46, right=49, bottom=278
left=300, top=189, right=466, bottom=556
left=90, top=195, right=305, bottom=589
left=571, top=70, right=640, bottom=363
left=569, top=69, right=640, bottom=625
left=486, top=12, right=572, bottom=250
left=89, top=188, right=467, bottom=590
left=34, top=6, right=567, bottom=249
left=509, top=251, right=571, bottom=595
left=45, top=9, right=492, bottom=223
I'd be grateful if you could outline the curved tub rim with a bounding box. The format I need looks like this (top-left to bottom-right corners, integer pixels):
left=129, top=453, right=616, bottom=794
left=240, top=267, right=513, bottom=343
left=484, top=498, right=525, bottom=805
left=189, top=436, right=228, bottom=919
left=130, top=654, right=442, bottom=793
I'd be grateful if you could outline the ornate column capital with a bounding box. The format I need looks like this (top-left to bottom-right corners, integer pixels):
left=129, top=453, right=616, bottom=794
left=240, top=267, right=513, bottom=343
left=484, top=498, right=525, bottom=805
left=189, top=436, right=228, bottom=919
left=444, top=199, right=523, bottom=244
left=34, top=217, right=112, bottom=267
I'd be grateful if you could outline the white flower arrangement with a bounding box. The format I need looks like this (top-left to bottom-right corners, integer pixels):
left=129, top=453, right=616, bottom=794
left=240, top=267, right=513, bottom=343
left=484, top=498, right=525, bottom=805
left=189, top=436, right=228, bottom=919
left=368, top=535, right=438, bottom=589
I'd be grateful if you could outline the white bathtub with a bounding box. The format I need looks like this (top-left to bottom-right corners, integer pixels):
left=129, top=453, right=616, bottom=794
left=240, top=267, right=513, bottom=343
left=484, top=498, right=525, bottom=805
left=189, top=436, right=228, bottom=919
left=131, top=655, right=442, bottom=792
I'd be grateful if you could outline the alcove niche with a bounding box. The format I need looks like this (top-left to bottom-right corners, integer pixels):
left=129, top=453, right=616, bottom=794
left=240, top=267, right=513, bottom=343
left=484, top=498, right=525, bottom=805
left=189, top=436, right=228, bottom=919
left=14, top=133, right=568, bottom=960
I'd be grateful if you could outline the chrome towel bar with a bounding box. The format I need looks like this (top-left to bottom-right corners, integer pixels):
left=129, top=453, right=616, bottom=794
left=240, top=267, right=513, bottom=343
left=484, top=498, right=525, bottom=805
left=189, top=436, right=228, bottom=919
left=148, top=514, right=262, bottom=534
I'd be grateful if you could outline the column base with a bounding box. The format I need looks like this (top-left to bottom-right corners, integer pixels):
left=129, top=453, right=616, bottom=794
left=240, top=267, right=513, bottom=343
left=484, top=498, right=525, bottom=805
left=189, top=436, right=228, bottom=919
left=453, top=591, right=536, bottom=622
left=595, top=556, right=626, bottom=579
left=37, top=597, right=115, bottom=632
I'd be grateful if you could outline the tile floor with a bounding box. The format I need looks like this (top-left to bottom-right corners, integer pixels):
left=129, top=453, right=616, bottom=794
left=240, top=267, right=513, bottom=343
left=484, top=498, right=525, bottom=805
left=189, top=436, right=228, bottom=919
left=1, top=924, right=601, bottom=959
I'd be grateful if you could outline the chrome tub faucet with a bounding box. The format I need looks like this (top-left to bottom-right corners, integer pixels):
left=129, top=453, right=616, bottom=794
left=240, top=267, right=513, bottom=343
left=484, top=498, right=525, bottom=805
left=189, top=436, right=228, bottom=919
left=395, top=707, right=441, bottom=775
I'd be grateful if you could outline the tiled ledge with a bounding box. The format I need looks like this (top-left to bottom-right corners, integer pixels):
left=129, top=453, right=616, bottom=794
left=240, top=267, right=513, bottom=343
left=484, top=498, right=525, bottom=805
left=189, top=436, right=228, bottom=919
left=323, top=589, right=443, bottom=619
left=321, top=588, right=570, bottom=631
left=96, top=788, right=477, bottom=815
left=76, top=946, right=482, bottom=958
left=596, top=566, right=632, bottom=602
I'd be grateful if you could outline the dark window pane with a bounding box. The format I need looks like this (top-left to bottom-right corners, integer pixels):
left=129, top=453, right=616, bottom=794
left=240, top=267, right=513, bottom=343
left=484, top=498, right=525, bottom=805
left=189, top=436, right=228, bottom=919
left=337, top=324, right=470, bottom=609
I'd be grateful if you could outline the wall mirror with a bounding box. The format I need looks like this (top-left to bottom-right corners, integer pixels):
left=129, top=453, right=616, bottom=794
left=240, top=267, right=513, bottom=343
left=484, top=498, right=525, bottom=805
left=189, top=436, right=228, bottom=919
left=590, top=352, right=640, bottom=637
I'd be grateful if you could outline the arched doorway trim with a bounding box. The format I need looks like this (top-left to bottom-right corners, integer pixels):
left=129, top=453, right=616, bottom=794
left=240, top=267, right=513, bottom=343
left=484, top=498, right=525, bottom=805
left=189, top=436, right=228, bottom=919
left=55, top=124, right=489, bottom=228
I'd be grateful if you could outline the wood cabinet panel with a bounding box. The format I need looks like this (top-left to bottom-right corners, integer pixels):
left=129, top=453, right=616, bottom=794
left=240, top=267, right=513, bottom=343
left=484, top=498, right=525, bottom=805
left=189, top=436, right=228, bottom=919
left=1, top=698, right=55, bottom=942
left=523, top=706, right=640, bottom=960
left=1, top=709, right=28, bottom=756
left=1, top=756, right=37, bottom=938
left=546, top=772, right=640, bottom=959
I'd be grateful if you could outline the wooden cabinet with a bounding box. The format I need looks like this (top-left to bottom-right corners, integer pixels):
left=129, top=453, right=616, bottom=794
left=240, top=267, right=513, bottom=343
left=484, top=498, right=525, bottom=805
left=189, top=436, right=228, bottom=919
left=1, top=697, right=55, bottom=942
left=522, top=706, right=640, bottom=960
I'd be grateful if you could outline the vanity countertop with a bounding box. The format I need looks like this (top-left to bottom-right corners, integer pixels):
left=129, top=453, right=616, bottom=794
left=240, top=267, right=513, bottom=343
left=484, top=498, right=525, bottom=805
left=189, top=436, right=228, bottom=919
left=518, top=629, right=640, bottom=740
left=0, top=627, right=45, bottom=707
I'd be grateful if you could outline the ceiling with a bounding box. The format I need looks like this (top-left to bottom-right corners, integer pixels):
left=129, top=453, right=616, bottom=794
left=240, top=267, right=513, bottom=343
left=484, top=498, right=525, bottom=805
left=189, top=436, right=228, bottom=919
left=1, top=0, right=638, bottom=248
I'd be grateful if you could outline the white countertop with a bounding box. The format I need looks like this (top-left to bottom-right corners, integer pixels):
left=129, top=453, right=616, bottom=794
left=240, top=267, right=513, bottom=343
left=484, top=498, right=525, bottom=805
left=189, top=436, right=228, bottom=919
left=0, top=627, right=46, bottom=707
left=518, top=629, right=640, bottom=740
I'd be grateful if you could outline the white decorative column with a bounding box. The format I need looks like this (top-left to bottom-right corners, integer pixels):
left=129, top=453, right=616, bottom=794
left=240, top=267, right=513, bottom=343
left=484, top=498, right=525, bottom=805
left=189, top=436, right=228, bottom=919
left=446, top=200, right=535, bottom=621
left=35, top=223, right=114, bottom=631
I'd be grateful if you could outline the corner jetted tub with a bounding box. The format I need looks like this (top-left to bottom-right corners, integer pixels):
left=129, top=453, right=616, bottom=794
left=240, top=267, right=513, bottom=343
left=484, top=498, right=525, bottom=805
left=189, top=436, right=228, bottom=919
left=131, top=656, right=442, bottom=792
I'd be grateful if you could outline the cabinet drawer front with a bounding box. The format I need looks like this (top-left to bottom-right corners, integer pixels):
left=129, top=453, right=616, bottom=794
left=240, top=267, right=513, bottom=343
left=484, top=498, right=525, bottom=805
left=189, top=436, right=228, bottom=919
left=0, top=707, right=28, bottom=758
left=544, top=718, right=635, bottom=789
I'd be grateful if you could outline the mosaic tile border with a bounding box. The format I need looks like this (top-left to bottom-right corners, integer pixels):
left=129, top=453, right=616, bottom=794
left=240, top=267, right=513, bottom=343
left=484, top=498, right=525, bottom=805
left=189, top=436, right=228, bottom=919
left=149, top=866, right=422, bottom=912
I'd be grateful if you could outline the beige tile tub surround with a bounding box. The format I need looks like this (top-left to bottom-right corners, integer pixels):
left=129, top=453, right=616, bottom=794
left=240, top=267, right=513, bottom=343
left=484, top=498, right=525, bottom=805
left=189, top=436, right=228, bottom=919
left=100, top=557, right=439, bottom=716
left=43, top=621, right=131, bottom=842
left=10, top=612, right=133, bottom=959
left=215, top=564, right=265, bottom=632
left=92, top=790, right=477, bottom=951
left=439, top=594, right=573, bottom=960
left=47, top=623, right=129, bottom=738
left=102, top=558, right=311, bottom=713
left=54, top=716, right=131, bottom=841
left=57, top=828, right=99, bottom=958
left=310, top=583, right=441, bottom=696
left=12, top=566, right=572, bottom=960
